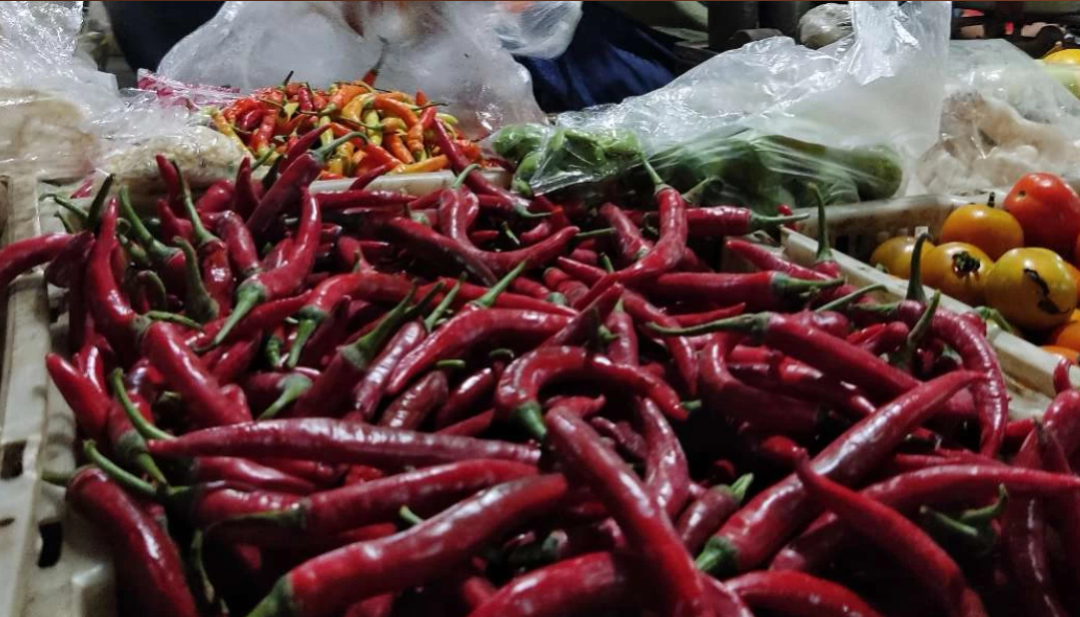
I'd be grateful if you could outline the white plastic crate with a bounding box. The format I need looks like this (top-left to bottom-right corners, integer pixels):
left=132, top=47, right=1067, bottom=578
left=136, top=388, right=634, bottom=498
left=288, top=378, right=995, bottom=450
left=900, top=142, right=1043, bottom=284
left=0, top=175, right=117, bottom=617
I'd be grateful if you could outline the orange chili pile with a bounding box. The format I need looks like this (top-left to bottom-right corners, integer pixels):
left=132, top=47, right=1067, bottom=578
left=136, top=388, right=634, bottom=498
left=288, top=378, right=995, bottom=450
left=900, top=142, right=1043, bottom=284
left=214, top=76, right=484, bottom=181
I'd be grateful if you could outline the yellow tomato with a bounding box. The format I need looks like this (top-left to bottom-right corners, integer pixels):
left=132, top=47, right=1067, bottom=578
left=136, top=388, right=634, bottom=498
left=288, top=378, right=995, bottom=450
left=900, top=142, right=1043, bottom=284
left=921, top=242, right=993, bottom=306
left=939, top=204, right=1024, bottom=260
left=985, top=248, right=1079, bottom=331
left=870, top=236, right=935, bottom=280
left=1044, top=49, right=1080, bottom=65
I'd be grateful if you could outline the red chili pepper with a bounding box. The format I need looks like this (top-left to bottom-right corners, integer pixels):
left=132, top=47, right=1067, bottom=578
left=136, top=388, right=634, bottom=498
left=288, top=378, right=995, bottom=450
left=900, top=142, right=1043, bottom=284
left=697, top=370, right=979, bottom=575
left=230, top=459, right=536, bottom=541
left=637, top=271, right=841, bottom=311
left=431, top=119, right=537, bottom=218
left=350, top=321, right=428, bottom=421
left=724, top=238, right=834, bottom=283
left=682, top=206, right=806, bottom=238
left=657, top=312, right=976, bottom=419
left=46, top=353, right=110, bottom=442
left=43, top=230, right=92, bottom=290
left=241, top=474, right=567, bottom=617
left=541, top=283, right=623, bottom=348
left=286, top=271, right=414, bottom=369
left=432, top=367, right=497, bottom=428
left=155, top=154, right=181, bottom=209
left=376, top=369, right=448, bottom=430
left=699, top=334, right=821, bottom=435
left=859, top=301, right=1008, bottom=457
left=196, top=179, right=236, bottom=216
left=730, top=358, right=877, bottom=420
left=214, top=188, right=321, bottom=346
left=388, top=309, right=569, bottom=395
left=147, top=417, right=540, bottom=467
left=496, top=346, right=688, bottom=439
left=383, top=216, right=498, bottom=285
left=554, top=257, right=701, bottom=395
left=636, top=396, right=691, bottom=518
left=140, top=319, right=253, bottom=427
left=287, top=288, right=426, bottom=417
left=546, top=406, right=714, bottom=617
left=436, top=408, right=495, bottom=437
left=246, top=129, right=353, bottom=238
left=677, top=477, right=751, bottom=554
left=792, top=449, right=984, bottom=617
left=602, top=302, right=638, bottom=366
left=725, top=571, right=884, bottom=617
left=544, top=266, right=589, bottom=304
left=427, top=278, right=576, bottom=316
left=195, top=292, right=311, bottom=350
left=466, top=552, right=638, bottom=617
left=1000, top=389, right=1080, bottom=617
left=773, top=462, right=1080, bottom=574
left=437, top=171, right=580, bottom=276
left=671, top=304, right=747, bottom=327
left=86, top=201, right=141, bottom=358
left=0, top=233, right=72, bottom=291
left=116, top=189, right=187, bottom=293
left=1035, top=423, right=1080, bottom=592
left=233, top=157, right=261, bottom=218
left=155, top=198, right=193, bottom=244
left=214, top=210, right=261, bottom=279
left=51, top=467, right=201, bottom=617
left=348, top=162, right=394, bottom=191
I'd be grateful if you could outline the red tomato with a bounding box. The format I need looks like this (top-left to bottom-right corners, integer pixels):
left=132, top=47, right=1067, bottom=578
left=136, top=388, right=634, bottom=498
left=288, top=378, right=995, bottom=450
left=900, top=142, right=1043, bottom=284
left=1003, top=173, right=1080, bottom=256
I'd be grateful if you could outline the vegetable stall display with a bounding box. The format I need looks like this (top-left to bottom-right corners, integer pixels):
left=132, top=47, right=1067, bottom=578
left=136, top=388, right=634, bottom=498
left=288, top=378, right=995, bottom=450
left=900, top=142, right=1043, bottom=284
left=6, top=123, right=1080, bottom=617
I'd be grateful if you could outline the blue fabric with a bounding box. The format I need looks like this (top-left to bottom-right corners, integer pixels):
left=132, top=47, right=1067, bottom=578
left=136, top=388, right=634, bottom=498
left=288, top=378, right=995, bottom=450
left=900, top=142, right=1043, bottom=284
left=515, top=3, right=679, bottom=113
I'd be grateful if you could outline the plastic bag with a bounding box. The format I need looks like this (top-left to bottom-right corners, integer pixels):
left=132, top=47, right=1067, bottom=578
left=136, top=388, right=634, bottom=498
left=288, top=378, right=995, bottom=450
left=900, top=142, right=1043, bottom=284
left=0, top=1, right=246, bottom=184
left=799, top=3, right=852, bottom=50
left=494, top=1, right=948, bottom=210
left=158, top=2, right=581, bottom=135
left=916, top=39, right=1080, bottom=194
left=0, top=1, right=115, bottom=177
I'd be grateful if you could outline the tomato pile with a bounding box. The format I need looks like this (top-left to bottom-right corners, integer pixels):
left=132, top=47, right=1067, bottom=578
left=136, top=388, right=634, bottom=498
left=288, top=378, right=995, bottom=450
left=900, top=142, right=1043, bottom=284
left=213, top=78, right=485, bottom=180
left=6, top=129, right=1080, bottom=617
left=871, top=172, right=1080, bottom=361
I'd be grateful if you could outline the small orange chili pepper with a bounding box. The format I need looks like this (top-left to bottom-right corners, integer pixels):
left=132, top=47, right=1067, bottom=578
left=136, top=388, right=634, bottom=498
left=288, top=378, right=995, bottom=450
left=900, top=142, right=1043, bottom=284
left=383, top=131, right=415, bottom=164
left=407, top=107, right=437, bottom=159
left=392, top=154, right=448, bottom=175
left=325, top=84, right=367, bottom=115
left=415, top=90, right=428, bottom=106
left=372, top=95, right=419, bottom=128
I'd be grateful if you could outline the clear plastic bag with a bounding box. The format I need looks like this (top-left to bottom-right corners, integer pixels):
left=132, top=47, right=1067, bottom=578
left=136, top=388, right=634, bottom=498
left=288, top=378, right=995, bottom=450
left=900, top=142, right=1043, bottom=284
left=0, top=1, right=116, bottom=177
left=916, top=39, right=1080, bottom=194
left=0, top=1, right=246, bottom=184
left=158, top=1, right=581, bottom=135
left=492, top=1, right=948, bottom=210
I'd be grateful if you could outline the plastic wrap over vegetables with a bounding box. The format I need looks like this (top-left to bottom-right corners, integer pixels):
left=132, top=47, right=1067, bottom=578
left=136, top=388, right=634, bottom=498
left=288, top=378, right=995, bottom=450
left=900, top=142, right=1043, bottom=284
left=491, top=1, right=948, bottom=212
left=159, top=2, right=582, bottom=136
left=917, top=39, right=1080, bottom=195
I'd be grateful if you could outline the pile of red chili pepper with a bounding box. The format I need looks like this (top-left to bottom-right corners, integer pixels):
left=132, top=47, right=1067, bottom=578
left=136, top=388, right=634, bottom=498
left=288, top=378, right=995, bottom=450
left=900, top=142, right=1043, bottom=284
left=7, top=123, right=1080, bottom=617
left=213, top=74, right=484, bottom=180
